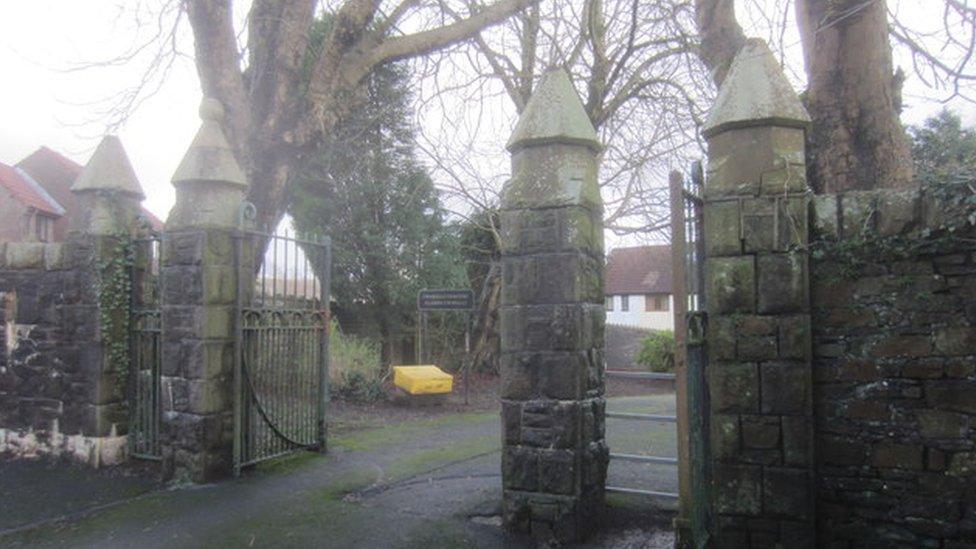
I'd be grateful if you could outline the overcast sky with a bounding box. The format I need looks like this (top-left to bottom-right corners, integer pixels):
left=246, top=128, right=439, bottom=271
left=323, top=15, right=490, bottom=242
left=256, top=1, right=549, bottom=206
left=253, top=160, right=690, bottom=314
left=1, top=1, right=973, bottom=226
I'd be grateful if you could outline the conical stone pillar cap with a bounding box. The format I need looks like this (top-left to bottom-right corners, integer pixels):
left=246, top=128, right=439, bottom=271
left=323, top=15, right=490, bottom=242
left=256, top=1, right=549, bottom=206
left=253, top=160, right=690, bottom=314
left=703, top=38, right=811, bottom=138
left=172, top=98, right=247, bottom=188
left=71, top=135, right=146, bottom=199
left=506, top=69, right=600, bottom=153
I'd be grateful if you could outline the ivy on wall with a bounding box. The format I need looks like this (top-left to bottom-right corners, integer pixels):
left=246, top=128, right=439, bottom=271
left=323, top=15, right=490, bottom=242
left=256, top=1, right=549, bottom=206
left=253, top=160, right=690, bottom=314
left=92, top=231, right=134, bottom=381
left=811, top=178, right=976, bottom=280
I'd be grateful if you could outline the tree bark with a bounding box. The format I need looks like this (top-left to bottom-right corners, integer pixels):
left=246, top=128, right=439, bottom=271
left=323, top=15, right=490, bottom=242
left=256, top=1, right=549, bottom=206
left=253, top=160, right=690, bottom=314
left=796, top=0, right=914, bottom=192
left=693, top=0, right=745, bottom=87
left=186, top=0, right=538, bottom=229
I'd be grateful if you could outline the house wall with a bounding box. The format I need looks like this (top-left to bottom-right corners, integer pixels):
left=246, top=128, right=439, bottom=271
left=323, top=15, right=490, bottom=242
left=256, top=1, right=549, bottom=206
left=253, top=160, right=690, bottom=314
left=17, top=152, right=79, bottom=241
left=605, top=293, right=674, bottom=331
left=0, top=187, right=30, bottom=242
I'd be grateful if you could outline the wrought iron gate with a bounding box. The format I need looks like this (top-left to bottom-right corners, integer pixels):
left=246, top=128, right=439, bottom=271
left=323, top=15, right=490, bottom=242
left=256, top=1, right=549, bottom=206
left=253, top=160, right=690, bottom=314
left=130, top=234, right=162, bottom=459
left=233, top=221, right=331, bottom=474
left=682, top=162, right=710, bottom=543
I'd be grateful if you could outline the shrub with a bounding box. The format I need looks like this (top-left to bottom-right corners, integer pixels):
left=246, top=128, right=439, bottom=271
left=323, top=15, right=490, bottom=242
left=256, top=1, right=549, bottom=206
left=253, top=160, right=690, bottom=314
left=329, top=320, right=387, bottom=402
left=636, top=330, right=675, bottom=373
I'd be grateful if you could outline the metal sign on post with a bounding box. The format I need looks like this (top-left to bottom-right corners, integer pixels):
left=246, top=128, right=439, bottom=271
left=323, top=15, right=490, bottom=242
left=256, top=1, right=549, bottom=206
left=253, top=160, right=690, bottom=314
left=417, top=289, right=475, bottom=404
left=418, top=289, right=474, bottom=311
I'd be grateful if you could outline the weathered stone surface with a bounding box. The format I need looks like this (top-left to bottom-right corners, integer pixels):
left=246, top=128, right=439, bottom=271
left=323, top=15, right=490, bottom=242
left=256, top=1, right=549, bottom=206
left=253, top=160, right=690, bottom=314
left=702, top=42, right=815, bottom=546
left=710, top=362, right=759, bottom=413
left=171, top=98, right=247, bottom=190
left=738, top=335, right=777, bottom=361
left=871, top=443, right=924, bottom=470
left=741, top=415, right=780, bottom=449
left=711, top=414, right=741, bottom=461
left=742, top=197, right=808, bottom=253
left=703, top=39, right=811, bottom=138
left=500, top=206, right=603, bottom=256
left=934, top=327, right=976, bottom=356
left=840, top=191, right=877, bottom=237
left=764, top=468, right=811, bottom=518
left=707, top=257, right=756, bottom=314
left=757, top=254, right=807, bottom=313
left=5, top=243, right=46, bottom=269
left=925, top=381, right=976, bottom=414
left=43, top=244, right=67, bottom=270
left=709, top=316, right=737, bottom=360
left=876, top=188, right=921, bottom=236
left=500, top=304, right=604, bottom=353
left=811, top=195, right=976, bottom=547
left=778, top=315, right=811, bottom=360
left=501, top=253, right=602, bottom=305
left=500, top=70, right=605, bottom=543
left=782, top=416, right=812, bottom=466
left=714, top=464, right=762, bottom=515
left=506, top=69, right=600, bottom=154
left=71, top=135, right=146, bottom=198
left=706, top=126, right=805, bottom=198
left=504, top=146, right=601, bottom=212
left=812, top=194, right=840, bottom=239
left=761, top=362, right=810, bottom=414
left=704, top=201, right=742, bottom=256
left=916, top=410, right=971, bottom=439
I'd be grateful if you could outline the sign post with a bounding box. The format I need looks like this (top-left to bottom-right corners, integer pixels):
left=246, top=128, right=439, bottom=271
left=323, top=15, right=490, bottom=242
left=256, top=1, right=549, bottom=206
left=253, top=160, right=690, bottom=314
left=418, top=289, right=475, bottom=405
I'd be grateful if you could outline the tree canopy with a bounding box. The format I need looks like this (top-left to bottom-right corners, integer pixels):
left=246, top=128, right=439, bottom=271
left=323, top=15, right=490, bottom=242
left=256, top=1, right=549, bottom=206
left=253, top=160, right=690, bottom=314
left=290, top=62, right=467, bottom=364
left=910, top=109, right=976, bottom=185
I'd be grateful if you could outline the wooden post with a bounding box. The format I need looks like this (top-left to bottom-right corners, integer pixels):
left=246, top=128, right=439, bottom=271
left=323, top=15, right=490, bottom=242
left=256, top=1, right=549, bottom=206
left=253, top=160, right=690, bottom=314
left=669, top=170, right=693, bottom=544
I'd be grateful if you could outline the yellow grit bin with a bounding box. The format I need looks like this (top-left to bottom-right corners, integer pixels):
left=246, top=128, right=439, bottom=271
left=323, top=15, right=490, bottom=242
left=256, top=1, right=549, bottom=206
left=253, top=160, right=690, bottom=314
left=392, top=365, right=454, bottom=395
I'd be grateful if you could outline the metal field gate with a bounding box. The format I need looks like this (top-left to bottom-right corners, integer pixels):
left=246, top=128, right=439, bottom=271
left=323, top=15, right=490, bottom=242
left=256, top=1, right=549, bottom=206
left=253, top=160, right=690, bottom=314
left=233, top=223, right=332, bottom=474
left=601, top=166, right=706, bottom=501
left=129, top=234, right=163, bottom=459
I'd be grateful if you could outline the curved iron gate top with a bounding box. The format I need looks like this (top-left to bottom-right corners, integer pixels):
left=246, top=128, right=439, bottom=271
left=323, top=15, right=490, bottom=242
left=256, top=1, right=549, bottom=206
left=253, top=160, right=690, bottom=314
left=233, top=222, right=331, bottom=474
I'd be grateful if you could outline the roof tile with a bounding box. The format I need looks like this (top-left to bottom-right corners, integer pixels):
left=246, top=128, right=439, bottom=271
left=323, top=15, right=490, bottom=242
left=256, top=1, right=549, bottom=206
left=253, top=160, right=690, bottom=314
left=604, top=245, right=673, bottom=295
left=0, top=162, right=65, bottom=216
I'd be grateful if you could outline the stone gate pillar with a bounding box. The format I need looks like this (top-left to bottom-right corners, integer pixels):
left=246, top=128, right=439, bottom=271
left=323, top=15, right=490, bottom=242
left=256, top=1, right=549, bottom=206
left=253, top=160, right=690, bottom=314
left=499, top=69, right=608, bottom=543
left=160, top=98, right=248, bottom=482
left=67, top=136, right=146, bottom=447
left=701, top=39, right=815, bottom=546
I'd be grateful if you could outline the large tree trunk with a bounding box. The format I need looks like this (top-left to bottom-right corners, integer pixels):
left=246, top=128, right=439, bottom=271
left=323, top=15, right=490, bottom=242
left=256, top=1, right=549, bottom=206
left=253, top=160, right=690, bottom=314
left=693, top=0, right=746, bottom=87
left=186, top=0, right=538, bottom=229
left=796, top=0, right=914, bottom=192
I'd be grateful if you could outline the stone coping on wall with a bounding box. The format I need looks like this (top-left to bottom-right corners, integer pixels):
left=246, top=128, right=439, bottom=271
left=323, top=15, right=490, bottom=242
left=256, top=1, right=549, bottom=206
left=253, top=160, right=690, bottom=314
left=811, top=185, right=972, bottom=241
left=0, top=427, right=128, bottom=467
left=0, top=242, right=70, bottom=271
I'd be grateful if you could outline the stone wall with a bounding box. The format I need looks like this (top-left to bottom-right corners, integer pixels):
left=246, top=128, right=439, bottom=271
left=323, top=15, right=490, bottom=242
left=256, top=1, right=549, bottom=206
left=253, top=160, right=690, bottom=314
left=0, top=241, right=127, bottom=465
left=811, top=188, right=976, bottom=547
left=0, top=242, right=76, bottom=433
left=0, top=137, right=147, bottom=467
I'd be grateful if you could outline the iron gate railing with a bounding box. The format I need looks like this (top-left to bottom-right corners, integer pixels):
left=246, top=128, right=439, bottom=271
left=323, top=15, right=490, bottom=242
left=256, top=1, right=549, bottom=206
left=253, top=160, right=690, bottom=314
left=130, top=234, right=162, bottom=460
left=684, top=162, right=711, bottom=543
left=233, top=219, right=331, bottom=474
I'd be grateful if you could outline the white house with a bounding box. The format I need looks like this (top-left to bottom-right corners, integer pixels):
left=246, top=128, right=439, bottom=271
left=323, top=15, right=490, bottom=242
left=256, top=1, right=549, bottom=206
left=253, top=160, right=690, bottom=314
left=604, top=245, right=674, bottom=331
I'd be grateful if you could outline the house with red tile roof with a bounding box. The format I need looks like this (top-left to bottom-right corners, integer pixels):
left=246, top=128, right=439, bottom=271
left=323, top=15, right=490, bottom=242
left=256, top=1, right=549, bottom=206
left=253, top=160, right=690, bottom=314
left=0, top=146, right=163, bottom=243
left=604, top=244, right=674, bottom=331
left=0, top=161, right=66, bottom=242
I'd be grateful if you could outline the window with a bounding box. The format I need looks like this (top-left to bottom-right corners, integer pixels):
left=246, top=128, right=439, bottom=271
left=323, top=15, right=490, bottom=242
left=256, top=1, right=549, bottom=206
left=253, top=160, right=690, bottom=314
left=35, top=215, right=52, bottom=242
left=605, top=296, right=614, bottom=311
left=621, top=295, right=629, bottom=312
left=645, top=294, right=670, bottom=312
